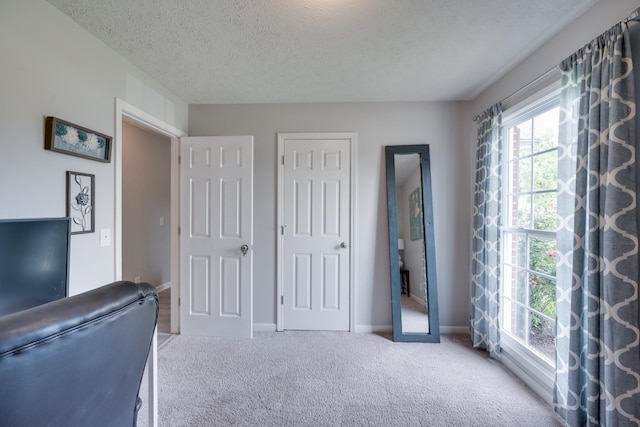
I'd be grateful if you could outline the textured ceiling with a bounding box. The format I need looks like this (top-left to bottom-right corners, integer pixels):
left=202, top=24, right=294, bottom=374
left=48, top=0, right=598, bottom=104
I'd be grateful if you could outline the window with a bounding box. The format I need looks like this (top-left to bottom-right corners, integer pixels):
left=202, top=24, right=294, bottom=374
left=501, top=95, right=559, bottom=364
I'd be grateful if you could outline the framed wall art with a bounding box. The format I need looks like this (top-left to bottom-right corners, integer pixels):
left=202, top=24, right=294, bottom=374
left=45, top=116, right=112, bottom=162
left=66, top=171, right=95, bottom=234
left=409, top=187, right=423, bottom=241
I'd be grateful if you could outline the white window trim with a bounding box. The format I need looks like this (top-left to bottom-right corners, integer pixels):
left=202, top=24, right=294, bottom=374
left=498, top=82, right=561, bottom=404
left=500, top=334, right=555, bottom=403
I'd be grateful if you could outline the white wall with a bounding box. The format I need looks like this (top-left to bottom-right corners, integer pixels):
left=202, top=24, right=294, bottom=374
left=122, top=122, right=171, bottom=287
left=0, top=1, right=188, bottom=295
left=189, top=102, right=471, bottom=330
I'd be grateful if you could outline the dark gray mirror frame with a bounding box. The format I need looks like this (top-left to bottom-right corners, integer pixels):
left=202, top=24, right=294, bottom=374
left=385, top=145, right=440, bottom=343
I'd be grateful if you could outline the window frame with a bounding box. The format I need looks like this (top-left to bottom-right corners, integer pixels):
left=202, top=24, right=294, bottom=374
left=498, top=85, right=561, bottom=401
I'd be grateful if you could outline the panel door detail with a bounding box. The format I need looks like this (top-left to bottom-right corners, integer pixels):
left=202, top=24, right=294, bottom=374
left=282, top=138, right=350, bottom=331
left=180, top=136, right=253, bottom=337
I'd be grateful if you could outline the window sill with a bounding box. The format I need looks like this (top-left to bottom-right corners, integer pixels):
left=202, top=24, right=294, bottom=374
left=499, top=333, right=555, bottom=403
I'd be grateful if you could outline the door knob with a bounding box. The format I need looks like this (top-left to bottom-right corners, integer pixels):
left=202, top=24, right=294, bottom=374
left=241, top=244, right=249, bottom=256
left=340, top=242, right=348, bottom=249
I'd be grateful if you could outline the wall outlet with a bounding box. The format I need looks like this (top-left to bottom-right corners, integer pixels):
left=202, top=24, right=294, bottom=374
left=134, top=276, right=141, bottom=283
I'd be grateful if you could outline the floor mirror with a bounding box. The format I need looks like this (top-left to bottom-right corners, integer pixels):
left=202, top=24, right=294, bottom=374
left=385, top=145, right=440, bottom=342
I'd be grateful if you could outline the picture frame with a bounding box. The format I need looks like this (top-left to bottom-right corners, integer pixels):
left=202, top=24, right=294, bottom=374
left=45, top=116, right=112, bottom=163
left=66, top=171, right=95, bottom=234
left=409, top=187, right=423, bottom=241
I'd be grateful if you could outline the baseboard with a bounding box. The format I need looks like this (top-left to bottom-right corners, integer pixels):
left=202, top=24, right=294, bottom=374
left=252, top=324, right=395, bottom=333
left=253, top=323, right=276, bottom=332
left=251, top=324, right=466, bottom=334
left=156, top=282, right=171, bottom=292
left=252, top=324, right=393, bottom=333
left=354, top=325, right=393, bottom=333
left=410, top=294, right=426, bottom=306
left=440, top=326, right=468, bottom=334
left=354, top=325, right=466, bottom=334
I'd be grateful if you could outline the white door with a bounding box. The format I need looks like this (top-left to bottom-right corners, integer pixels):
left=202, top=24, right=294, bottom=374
left=280, top=135, right=352, bottom=331
left=180, top=136, right=253, bottom=338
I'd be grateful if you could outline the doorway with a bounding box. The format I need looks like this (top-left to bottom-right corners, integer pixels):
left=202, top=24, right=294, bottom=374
left=122, top=119, right=172, bottom=334
left=115, top=99, right=185, bottom=334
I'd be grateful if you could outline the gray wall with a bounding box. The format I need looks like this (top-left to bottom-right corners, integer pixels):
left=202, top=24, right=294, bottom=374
left=470, top=1, right=640, bottom=126
left=464, top=0, right=640, bottom=397
left=466, top=0, right=640, bottom=313
left=189, top=102, right=471, bottom=330
left=3, top=0, right=628, bottom=332
left=122, top=122, right=171, bottom=287
left=0, top=1, right=188, bottom=295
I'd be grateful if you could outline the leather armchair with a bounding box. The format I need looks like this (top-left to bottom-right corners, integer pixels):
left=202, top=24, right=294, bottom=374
left=0, top=281, right=159, bottom=427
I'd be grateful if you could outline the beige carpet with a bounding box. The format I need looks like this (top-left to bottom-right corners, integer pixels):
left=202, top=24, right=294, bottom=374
left=138, top=332, right=561, bottom=427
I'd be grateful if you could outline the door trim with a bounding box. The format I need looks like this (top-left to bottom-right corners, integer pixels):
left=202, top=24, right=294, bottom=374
left=276, top=132, right=357, bottom=332
left=114, top=98, right=186, bottom=333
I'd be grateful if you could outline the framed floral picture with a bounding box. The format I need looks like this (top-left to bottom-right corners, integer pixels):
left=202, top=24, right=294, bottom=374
left=45, top=116, right=112, bottom=162
left=66, top=171, right=95, bottom=234
left=409, top=187, right=423, bottom=241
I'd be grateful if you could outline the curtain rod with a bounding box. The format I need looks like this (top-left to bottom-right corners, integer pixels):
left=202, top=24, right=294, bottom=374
left=472, top=66, right=558, bottom=121
left=624, top=6, right=640, bottom=22
left=473, top=6, right=640, bottom=122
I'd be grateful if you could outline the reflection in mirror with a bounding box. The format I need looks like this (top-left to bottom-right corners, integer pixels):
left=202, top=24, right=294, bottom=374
left=385, top=145, right=439, bottom=343
left=395, top=154, right=429, bottom=334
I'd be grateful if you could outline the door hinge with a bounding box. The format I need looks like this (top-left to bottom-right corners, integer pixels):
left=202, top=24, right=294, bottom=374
left=281, top=295, right=284, bottom=305
left=178, top=155, right=182, bottom=165
left=281, top=225, right=287, bottom=235
left=178, top=297, right=181, bottom=306
left=282, top=155, right=285, bottom=165
left=178, top=226, right=181, bottom=235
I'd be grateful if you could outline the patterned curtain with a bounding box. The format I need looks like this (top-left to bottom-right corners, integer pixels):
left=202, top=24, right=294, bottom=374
left=470, top=104, right=503, bottom=358
left=554, top=22, right=640, bottom=425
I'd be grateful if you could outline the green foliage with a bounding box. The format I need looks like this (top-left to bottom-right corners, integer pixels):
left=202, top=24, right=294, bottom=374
left=529, top=237, right=556, bottom=326
left=507, top=108, right=559, bottom=351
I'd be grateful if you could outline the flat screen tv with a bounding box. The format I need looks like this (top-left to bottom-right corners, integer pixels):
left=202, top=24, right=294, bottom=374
left=0, top=217, right=71, bottom=317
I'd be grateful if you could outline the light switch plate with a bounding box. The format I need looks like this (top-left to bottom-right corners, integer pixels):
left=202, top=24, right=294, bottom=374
left=100, top=228, right=111, bottom=247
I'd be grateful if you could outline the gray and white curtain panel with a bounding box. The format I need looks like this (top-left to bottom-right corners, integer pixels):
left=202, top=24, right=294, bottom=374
left=554, top=21, right=640, bottom=426
left=471, top=18, right=640, bottom=426
left=470, top=104, right=503, bottom=359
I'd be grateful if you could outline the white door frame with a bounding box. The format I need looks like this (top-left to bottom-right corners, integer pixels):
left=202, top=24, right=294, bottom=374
left=114, top=98, right=186, bottom=333
left=276, top=132, right=357, bottom=332
left=114, top=99, right=186, bottom=427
